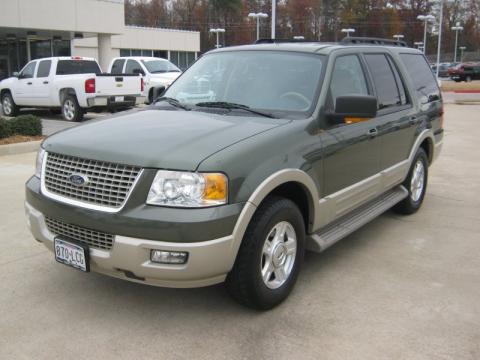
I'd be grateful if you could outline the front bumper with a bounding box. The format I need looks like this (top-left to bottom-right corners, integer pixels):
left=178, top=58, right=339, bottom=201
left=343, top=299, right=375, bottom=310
left=25, top=201, right=236, bottom=288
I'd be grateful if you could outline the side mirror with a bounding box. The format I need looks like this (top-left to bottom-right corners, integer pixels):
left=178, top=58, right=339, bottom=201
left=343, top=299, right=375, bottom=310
left=328, top=95, right=377, bottom=125
left=133, top=69, right=145, bottom=76
left=12, top=72, right=19, bottom=78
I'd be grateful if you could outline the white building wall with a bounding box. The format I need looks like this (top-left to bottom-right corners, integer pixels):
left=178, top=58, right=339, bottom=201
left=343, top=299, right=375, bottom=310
left=0, top=0, right=125, bottom=34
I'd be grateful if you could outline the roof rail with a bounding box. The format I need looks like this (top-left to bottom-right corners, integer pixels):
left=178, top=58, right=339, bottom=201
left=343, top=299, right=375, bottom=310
left=255, top=38, right=312, bottom=44
left=340, top=37, right=408, bottom=47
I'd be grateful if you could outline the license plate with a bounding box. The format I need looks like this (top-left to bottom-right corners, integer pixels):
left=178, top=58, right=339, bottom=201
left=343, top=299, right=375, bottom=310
left=115, top=96, right=124, bottom=102
left=54, top=238, right=89, bottom=272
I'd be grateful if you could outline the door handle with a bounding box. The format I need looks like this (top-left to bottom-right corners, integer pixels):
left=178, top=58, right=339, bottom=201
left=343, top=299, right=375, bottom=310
left=367, top=128, right=378, bottom=138
left=409, top=116, right=417, bottom=126
left=27, top=82, right=33, bottom=85
left=43, top=81, right=49, bottom=84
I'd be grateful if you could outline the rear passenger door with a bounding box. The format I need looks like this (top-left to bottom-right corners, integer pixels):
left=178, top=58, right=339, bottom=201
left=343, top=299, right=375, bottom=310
left=32, top=59, right=52, bottom=106
left=363, top=52, right=416, bottom=179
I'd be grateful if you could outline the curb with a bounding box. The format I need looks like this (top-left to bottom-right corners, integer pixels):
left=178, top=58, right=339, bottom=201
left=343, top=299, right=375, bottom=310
left=0, top=140, right=41, bottom=156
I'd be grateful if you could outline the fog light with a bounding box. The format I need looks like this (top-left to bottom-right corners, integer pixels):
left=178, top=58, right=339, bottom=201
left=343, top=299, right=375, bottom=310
left=150, top=250, right=188, bottom=264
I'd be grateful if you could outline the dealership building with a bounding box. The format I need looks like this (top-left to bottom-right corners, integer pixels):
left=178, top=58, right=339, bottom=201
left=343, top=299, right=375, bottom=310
left=0, top=0, right=200, bottom=80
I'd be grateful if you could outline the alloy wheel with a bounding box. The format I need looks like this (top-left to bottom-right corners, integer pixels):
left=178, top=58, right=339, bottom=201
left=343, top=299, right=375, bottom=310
left=410, top=160, right=425, bottom=202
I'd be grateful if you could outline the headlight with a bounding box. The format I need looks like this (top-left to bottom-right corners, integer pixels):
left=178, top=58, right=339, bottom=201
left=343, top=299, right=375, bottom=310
left=34, top=148, right=46, bottom=178
left=147, top=170, right=228, bottom=207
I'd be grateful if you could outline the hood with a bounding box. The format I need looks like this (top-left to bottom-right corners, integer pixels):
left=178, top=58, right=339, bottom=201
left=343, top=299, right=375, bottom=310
left=0, top=77, right=16, bottom=87
left=42, top=108, right=289, bottom=170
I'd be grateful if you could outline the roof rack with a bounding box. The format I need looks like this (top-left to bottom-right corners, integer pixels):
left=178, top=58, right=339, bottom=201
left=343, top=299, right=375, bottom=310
left=340, top=37, right=407, bottom=47
left=255, top=38, right=312, bottom=44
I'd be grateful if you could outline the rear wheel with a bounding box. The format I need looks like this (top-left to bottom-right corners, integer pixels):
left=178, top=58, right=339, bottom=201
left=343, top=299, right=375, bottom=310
left=394, top=148, right=429, bottom=215
left=62, top=95, right=84, bottom=122
left=1, top=92, right=19, bottom=117
left=226, top=196, right=305, bottom=310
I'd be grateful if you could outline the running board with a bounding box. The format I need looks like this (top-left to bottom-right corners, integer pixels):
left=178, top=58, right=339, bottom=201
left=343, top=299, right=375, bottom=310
left=306, top=185, right=408, bottom=253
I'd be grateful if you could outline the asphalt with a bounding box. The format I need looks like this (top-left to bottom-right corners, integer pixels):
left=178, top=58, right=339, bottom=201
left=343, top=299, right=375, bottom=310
left=0, top=104, right=479, bottom=359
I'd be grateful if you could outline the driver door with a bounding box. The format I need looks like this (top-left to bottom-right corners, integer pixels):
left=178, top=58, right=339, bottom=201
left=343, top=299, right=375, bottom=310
left=14, top=61, right=37, bottom=106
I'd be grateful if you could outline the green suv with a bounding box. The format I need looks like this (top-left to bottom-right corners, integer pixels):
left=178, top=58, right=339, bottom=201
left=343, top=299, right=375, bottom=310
left=25, top=38, right=444, bottom=309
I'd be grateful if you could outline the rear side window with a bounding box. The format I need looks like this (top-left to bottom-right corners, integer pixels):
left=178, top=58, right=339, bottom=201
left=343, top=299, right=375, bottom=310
left=36, top=60, right=51, bottom=78
left=56, top=60, right=101, bottom=75
left=399, top=54, right=440, bottom=103
left=365, top=54, right=407, bottom=110
left=125, top=60, right=144, bottom=75
left=111, top=59, right=125, bottom=74
left=329, top=55, right=369, bottom=101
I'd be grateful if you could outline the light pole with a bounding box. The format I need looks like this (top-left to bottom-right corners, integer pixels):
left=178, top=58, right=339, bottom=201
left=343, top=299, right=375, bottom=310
left=459, top=46, right=466, bottom=62
left=430, top=0, right=445, bottom=79
left=417, top=14, right=435, bottom=54
left=271, top=0, right=276, bottom=39
left=451, top=22, right=464, bottom=63
left=209, top=28, right=225, bottom=49
left=248, top=12, right=269, bottom=40
left=393, top=34, right=404, bottom=41
left=341, top=28, right=355, bottom=37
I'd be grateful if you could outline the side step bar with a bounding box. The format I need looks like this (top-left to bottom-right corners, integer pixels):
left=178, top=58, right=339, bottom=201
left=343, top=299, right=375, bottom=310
left=306, top=185, right=409, bottom=253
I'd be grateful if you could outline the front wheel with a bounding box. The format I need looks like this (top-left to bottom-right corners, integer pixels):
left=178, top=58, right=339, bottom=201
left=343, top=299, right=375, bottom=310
left=226, top=196, right=305, bottom=310
left=62, top=95, right=84, bottom=122
left=1, top=92, right=19, bottom=117
left=394, top=148, right=429, bottom=215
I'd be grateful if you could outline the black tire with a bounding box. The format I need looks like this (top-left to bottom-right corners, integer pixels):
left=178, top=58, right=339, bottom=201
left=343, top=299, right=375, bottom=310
left=1, top=92, right=19, bottom=117
left=62, top=95, right=84, bottom=122
left=226, top=196, right=305, bottom=310
left=393, top=148, right=429, bottom=215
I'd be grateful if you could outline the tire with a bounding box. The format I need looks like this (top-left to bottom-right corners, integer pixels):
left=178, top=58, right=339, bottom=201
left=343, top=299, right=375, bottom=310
left=62, top=95, right=84, bottom=122
left=226, top=196, right=305, bottom=310
left=1, top=92, right=19, bottom=117
left=393, top=148, right=429, bottom=215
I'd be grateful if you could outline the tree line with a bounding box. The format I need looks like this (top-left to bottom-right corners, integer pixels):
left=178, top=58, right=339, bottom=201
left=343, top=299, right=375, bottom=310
left=125, top=0, right=480, bottom=60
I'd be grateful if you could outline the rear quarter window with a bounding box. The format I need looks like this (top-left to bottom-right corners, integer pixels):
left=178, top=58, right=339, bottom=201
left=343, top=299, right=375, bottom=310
left=399, top=54, right=440, bottom=103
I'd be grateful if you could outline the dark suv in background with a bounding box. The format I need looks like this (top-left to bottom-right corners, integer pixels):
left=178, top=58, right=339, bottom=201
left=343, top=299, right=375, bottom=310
left=25, top=37, right=443, bottom=309
left=448, top=62, right=480, bottom=82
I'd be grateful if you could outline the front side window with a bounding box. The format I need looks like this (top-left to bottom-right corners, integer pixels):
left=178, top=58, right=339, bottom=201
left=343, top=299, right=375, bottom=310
left=36, top=60, right=52, bottom=78
left=20, top=61, right=37, bottom=79
left=164, top=51, right=324, bottom=117
left=329, top=55, right=369, bottom=102
left=364, top=54, right=404, bottom=110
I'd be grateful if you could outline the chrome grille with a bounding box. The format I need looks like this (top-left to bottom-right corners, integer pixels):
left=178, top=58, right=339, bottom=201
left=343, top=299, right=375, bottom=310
left=43, top=152, right=142, bottom=210
left=45, top=217, right=114, bottom=250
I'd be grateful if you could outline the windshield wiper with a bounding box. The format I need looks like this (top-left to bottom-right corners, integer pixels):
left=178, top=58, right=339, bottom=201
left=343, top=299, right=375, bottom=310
left=195, top=101, right=276, bottom=118
left=155, top=97, right=190, bottom=110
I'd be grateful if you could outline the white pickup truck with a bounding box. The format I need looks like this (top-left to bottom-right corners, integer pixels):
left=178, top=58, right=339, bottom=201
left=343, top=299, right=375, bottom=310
left=0, top=56, right=145, bottom=121
left=108, top=57, right=182, bottom=103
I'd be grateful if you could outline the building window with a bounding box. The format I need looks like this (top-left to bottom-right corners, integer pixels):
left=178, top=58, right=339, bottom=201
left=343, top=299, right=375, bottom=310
left=169, top=51, right=196, bottom=70
left=131, top=49, right=141, bottom=56
left=141, top=49, right=153, bottom=57
left=153, top=50, right=168, bottom=59
left=120, top=49, right=130, bottom=57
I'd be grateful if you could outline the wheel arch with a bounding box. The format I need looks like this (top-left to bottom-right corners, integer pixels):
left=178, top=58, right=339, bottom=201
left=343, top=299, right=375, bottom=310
left=58, top=88, right=77, bottom=103
left=227, top=169, right=320, bottom=270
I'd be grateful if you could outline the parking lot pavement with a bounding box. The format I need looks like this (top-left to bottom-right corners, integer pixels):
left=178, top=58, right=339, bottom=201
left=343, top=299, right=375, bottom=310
left=1, top=104, right=479, bottom=360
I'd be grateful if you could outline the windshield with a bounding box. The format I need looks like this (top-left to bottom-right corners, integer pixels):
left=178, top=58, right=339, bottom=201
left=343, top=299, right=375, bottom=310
left=141, top=59, right=181, bottom=73
left=163, top=51, right=324, bottom=116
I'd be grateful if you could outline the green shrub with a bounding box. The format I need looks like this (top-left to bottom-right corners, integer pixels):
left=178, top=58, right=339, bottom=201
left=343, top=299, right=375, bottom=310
left=8, top=115, right=42, bottom=136
left=0, top=117, right=12, bottom=139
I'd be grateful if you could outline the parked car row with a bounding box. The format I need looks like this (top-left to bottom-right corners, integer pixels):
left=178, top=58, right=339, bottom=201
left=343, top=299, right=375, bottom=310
left=430, top=61, right=480, bottom=82
left=0, top=56, right=182, bottom=121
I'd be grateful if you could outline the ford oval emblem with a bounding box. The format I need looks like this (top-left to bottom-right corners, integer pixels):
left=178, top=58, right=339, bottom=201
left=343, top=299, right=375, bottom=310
left=69, top=173, right=89, bottom=187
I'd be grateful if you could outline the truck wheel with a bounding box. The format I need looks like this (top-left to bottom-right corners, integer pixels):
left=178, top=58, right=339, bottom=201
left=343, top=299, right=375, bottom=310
left=1, top=92, right=19, bottom=117
left=226, top=196, right=305, bottom=310
left=62, top=95, right=84, bottom=122
left=394, top=148, right=429, bottom=215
